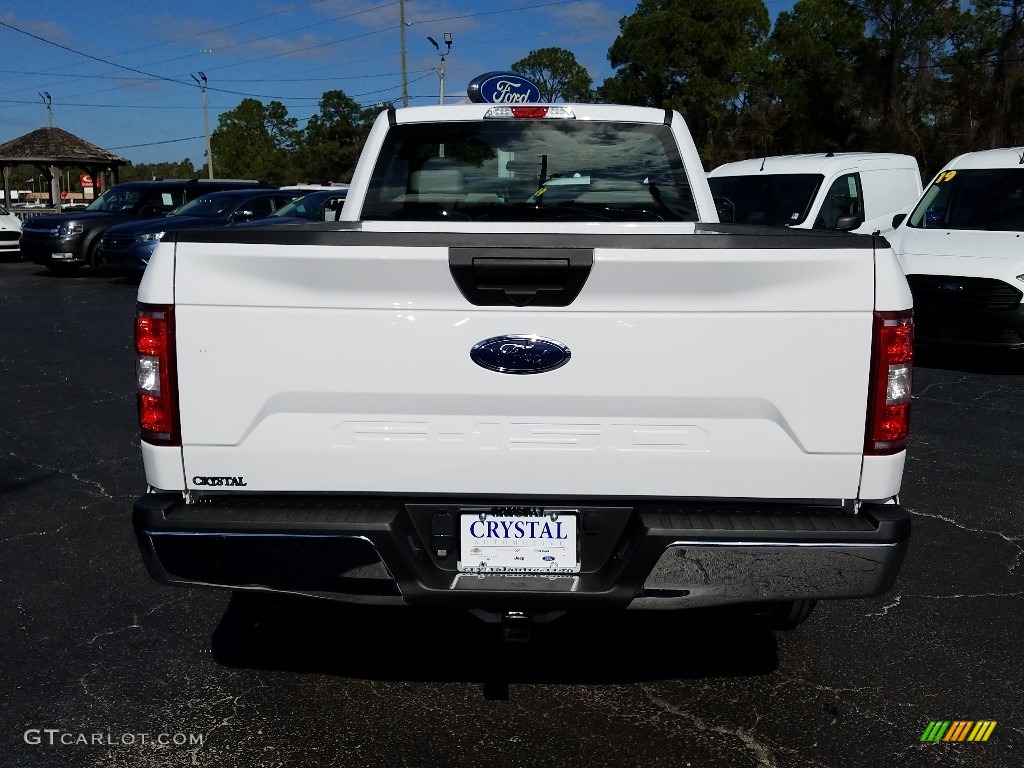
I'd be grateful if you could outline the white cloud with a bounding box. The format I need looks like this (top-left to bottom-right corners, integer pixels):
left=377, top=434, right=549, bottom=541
left=1, top=12, right=73, bottom=46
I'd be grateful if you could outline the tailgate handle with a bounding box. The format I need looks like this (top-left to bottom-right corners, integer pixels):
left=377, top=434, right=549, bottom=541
left=449, top=247, right=593, bottom=307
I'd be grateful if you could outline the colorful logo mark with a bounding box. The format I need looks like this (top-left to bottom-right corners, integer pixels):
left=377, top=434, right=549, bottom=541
left=920, top=721, right=997, bottom=742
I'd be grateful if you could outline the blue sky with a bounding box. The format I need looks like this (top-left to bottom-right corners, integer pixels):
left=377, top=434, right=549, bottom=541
left=0, top=1, right=793, bottom=167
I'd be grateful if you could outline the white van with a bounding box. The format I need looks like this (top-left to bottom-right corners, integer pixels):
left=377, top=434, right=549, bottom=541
left=888, top=147, right=1024, bottom=349
left=707, top=152, right=922, bottom=235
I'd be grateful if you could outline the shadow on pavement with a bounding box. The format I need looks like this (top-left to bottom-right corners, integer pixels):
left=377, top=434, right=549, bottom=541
left=915, top=345, right=1024, bottom=375
left=210, top=593, right=779, bottom=696
left=108, top=275, right=143, bottom=286
left=30, top=267, right=93, bottom=279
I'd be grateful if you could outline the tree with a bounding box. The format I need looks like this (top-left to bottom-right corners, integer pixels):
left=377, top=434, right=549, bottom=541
left=297, top=90, right=378, bottom=183
left=853, top=0, right=959, bottom=161
left=210, top=98, right=300, bottom=184
left=767, top=0, right=867, bottom=154
left=599, top=0, right=771, bottom=164
left=941, top=0, right=1024, bottom=161
left=510, top=47, right=594, bottom=102
left=120, top=160, right=197, bottom=182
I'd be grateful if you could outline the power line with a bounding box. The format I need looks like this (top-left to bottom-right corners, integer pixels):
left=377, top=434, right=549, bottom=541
left=0, top=18, right=191, bottom=88
left=165, top=0, right=586, bottom=76
left=108, top=135, right=206, bottom=150
left=0, top=1, right=399, bottom=100
left=0, top=97, right=200, bottom=109
left=108, top=0, right=340, bottom=59
left=112, top=1, right=400, bottom=76
left=0, top=67, right=432, bottom=83
left=10, top=0, right=338, bottom=82
left=0, top=0, right=587, bottom=109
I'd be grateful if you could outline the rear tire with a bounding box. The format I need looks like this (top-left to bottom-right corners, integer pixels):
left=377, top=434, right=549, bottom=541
left=755, top=600, right=817, bottom=630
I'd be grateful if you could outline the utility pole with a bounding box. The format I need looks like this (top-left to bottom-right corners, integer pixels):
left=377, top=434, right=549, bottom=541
left=39, top=92, right=52, bottom=127
left=400, top=0, right=409, bottom=108
left=427, top=33, right=452, bottom=104
left=192, top=72, right=213, bottom=179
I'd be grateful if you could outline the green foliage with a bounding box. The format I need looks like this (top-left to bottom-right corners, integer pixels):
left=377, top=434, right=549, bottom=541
left=766, top=0, right=867, bottom=153
left=197, top=91, right=378, bottom=185
left=104, top=4, right=1024, bottom=182
left=596, top=0, right=1024, bottom=173
left=120, top=159, right=197, bottom=182
left=940, top=0, right=1024, bottom=165
left=510, top=47, right=595, bottom=102
left=210, top=98, right=301, bottom=184
left=296, top=91, right=379, bottom=184
left=599, top=0, right=771, bottom=164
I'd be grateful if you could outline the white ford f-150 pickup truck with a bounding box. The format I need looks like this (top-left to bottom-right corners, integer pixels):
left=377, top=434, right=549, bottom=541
left=132, top=103, right=913, bottom=633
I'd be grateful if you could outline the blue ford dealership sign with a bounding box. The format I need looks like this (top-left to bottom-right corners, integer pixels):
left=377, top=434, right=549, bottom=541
left=467, top=72, right=543, bottom=104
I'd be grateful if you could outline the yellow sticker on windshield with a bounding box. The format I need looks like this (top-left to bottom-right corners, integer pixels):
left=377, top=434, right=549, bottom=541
left=935, top=170, right=957, bottom=183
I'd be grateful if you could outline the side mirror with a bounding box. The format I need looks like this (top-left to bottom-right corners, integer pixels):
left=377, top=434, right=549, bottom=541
left=713, top=196, right=735, bottom=223
left=892, top=213, right=907, bottom=229
left=835, top=213, right=863, bottom=231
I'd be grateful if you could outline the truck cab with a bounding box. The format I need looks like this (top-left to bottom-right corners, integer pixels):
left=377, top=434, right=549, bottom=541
left=708, top=152, right=922, bottom=235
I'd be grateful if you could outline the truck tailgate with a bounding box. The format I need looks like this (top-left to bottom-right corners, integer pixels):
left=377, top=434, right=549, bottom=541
left=170, top=229, right=877, bottom=500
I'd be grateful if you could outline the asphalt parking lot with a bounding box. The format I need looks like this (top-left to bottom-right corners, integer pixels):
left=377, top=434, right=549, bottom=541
left=2, top=258, right=1022, bottom=768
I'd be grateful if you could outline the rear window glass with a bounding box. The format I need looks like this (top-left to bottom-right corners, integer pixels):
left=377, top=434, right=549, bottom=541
left=908, top=168, right=1024, bottom=231
left=360, top=119, right=699, bottom=223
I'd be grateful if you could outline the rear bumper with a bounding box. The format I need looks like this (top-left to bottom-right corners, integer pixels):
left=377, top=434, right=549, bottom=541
left=133, top=493, right=909, bottom=611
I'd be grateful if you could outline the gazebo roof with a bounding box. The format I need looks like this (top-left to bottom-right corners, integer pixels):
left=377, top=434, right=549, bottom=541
left=0, top=126, right=127, bottom=166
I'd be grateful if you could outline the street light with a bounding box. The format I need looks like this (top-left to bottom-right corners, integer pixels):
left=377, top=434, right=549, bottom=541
left=427, top=33, right=452, bottom=104
left=40, top=91, right=52, bottom=128
left=192, top=72, right=213, bottom=179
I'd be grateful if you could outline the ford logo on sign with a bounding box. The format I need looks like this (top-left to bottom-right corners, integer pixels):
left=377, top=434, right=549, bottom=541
left=470, top=335, right=571, bottom=374
left=467, top=72, right=543, bottom=104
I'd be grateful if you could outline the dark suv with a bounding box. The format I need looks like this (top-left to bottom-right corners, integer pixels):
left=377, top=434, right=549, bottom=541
left=20, top=179, right=271, bottom=274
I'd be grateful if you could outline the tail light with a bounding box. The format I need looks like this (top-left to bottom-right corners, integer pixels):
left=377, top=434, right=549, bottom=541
left=865, top=310, right=913, bottom=455
left=136, top=303, right=180, bottom=446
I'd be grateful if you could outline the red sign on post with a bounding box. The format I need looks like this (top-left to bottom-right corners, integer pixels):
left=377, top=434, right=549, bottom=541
left=60, top=190, right=68, bottom=199
left=80, top=174, right=93, bottom=187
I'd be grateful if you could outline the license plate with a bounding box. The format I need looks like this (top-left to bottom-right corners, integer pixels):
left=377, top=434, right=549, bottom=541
left=458, top=509, right=579, bottom=573
left=51, top=252, right=73, bottom=260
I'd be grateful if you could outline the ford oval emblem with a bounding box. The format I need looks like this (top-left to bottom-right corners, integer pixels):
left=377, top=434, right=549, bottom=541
left=938, top=280, right=964, bottom=292
left=467, top=71, right=543, bottom=104
left=470, top=335, right=571, bottom=374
